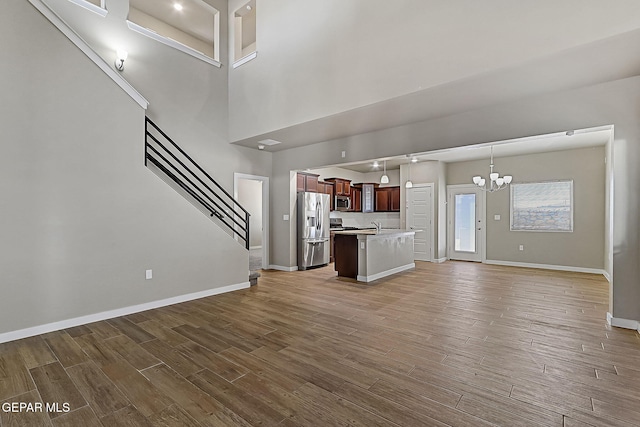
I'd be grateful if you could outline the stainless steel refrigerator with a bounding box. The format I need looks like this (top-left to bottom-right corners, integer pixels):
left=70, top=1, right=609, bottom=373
left=297, top=192, right=330, bottom=270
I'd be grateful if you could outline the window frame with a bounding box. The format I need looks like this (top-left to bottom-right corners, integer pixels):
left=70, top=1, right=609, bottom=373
left=126, top=0, right=221, bottom=67
left=66, top=0, right=108, bottom=17
left=509, top=180, right=574, bottom=232
left=232, top=0, right=257, bottom=68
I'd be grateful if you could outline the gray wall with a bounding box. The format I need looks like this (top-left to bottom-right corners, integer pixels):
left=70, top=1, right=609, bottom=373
left=41, top=0, right=273, bottom=192
left=0, top=0, right=260, bottom=335
left=237, top=179, right=263, bottom=247
left=270, top=76, right=640, bottom=322
left=447, top=147, right=606, bottom=269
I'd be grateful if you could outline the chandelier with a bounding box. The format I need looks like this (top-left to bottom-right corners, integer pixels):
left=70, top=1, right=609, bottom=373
left=472, top=146, right=512, bottom=192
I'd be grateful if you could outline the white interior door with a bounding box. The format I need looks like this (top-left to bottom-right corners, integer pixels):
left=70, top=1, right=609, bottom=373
left=448, top=185, right=484, bottom=262
left=406, top=185, right=433, bottom=262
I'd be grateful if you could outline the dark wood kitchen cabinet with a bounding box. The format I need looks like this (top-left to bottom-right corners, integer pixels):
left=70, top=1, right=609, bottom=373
left=325, top=178, right=351, bottom=196
left=297, top=172, right=319, bottom=192
left=350, top=185, right=362, bottom=212
left=318, top=181, right=334, bottom=211
left=390, top=186, right=400, bottom=211
left=375, top=186, right=401, bottom=212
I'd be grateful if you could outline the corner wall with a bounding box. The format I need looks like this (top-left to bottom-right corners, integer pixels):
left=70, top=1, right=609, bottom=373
left=0, top=0, right=250, bottom=337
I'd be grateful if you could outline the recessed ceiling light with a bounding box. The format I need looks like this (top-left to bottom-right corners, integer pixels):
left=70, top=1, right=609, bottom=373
left=173, top=3, right=183, bottom=11
left=411, top=157, right=418, bottom=163
left=372, top=161, right=379, bottom=169
left=246, top=5, right=252, bottom=10
left=258, top=144, right=265, bottom=150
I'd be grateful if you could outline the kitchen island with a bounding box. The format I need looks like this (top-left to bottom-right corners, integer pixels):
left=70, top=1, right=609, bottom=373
left=333, top=229, right=416, bottom=282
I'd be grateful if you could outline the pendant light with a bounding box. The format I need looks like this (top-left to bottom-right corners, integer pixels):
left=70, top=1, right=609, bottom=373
left=380, top=160, right=389, bottom=184
left=405, top=157, right=413, bottom=188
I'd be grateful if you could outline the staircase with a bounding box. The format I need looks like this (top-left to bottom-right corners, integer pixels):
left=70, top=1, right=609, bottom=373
left=144, top=117, right=257, bottom=284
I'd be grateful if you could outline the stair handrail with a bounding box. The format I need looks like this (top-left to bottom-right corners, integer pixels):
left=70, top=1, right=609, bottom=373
left=144, top=117, right=250, bottom=249
left=146, top=118, right=249, bottom=217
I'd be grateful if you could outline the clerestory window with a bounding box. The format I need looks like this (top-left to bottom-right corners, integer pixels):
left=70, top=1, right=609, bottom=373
left=127, top=0, right=221, bottom=66
left=233, top=1, right=257, bottom=68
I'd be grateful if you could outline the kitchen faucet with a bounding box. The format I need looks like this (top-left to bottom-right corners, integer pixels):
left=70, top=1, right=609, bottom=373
left=371, top=221, right=381, bottom=231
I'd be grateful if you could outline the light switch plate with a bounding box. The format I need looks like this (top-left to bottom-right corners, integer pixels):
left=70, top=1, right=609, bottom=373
left=494, top=214, right=501, bottom=220
left=283, top=214, right=289, bottom=221
left=145, top=269, right=152, bottom=280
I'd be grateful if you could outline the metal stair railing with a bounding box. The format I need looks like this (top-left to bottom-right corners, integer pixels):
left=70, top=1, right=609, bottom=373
left=144, top=117, right=250, bottom=249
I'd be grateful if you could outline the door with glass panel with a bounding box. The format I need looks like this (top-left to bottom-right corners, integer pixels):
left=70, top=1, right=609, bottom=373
left=447, top=185, right=484, bottom=262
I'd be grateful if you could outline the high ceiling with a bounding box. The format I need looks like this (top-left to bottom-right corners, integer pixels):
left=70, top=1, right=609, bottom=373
left=232, top=28, right=640, bottom=152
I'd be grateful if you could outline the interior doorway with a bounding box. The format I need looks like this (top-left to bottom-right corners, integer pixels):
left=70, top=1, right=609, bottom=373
left=406, top=184, right=434, bottom=262
left=447, top=184, right=485, bottom=262
left=234, top=173, right=269, bottom=270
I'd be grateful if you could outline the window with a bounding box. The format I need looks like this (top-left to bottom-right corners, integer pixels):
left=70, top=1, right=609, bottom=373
left=454, top=193, right=476, bottom=252
left=233, top=1, right=257, bottom=67
left=510, top=180, right=573, bottom=232
left=66, top=0, right=107, bottom=17
left=127, top=0, right=220, bottom=66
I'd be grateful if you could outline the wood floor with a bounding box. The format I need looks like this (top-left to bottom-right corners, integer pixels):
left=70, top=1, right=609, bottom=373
left=1, top=261, right=639, bottom=426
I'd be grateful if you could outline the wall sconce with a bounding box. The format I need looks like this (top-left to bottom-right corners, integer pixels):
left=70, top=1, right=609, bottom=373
left=115, top=49, right=128, bottom=71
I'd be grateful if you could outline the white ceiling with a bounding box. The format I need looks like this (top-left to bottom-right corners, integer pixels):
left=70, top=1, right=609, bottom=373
left=335, top=127, right=611, bottom=173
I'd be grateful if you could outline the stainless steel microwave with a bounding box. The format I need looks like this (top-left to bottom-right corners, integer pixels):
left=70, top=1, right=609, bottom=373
left=335, top=195, right=351, bottom=211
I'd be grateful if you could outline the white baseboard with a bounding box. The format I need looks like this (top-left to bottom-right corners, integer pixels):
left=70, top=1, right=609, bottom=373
left=268, top=265, right=298, bottom=272
left=0, top=281, right=249, bottom=344
left=484, top=260, right=606, bottom=276
left=357, top=263, right=415, bottom=283
left=607, top=312, right=640, bottom=332
left=249, top=246, right=263, bottom=250
left=603, top=270, right=612, bottom=282
left=433, top=257, right=448, bottom=264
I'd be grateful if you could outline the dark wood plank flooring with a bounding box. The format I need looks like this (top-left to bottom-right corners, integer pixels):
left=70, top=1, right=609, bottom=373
left=1, top=261, right=639, bottom=426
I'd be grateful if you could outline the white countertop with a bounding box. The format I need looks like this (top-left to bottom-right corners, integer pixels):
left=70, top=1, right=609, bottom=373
left=332, top=229, right=418, bottom=236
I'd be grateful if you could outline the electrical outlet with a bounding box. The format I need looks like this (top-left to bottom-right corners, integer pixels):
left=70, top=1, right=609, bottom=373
left=341, top=151, right=346, bottom=158
left=519, top=245, right=524, bottom=251
left=283, top=214, right=289, bottom=221
left=145, top=269, right=153, bottom=280
left=360, top=242, right=365, bottom=249
left=494, top=214, right=501, bottom=220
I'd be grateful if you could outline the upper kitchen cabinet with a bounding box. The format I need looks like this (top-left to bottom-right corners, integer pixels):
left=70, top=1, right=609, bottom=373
left=297, top=172, right=319, bottom=192
left=323, top=182, right=335, bottom=211
left=375, top=186, right=400, bottom=212
left=325, top=178, right=351, bottom=196
left=350, top=185, right=362, bottom=212
left=390, top=187, right=400, bottom=211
